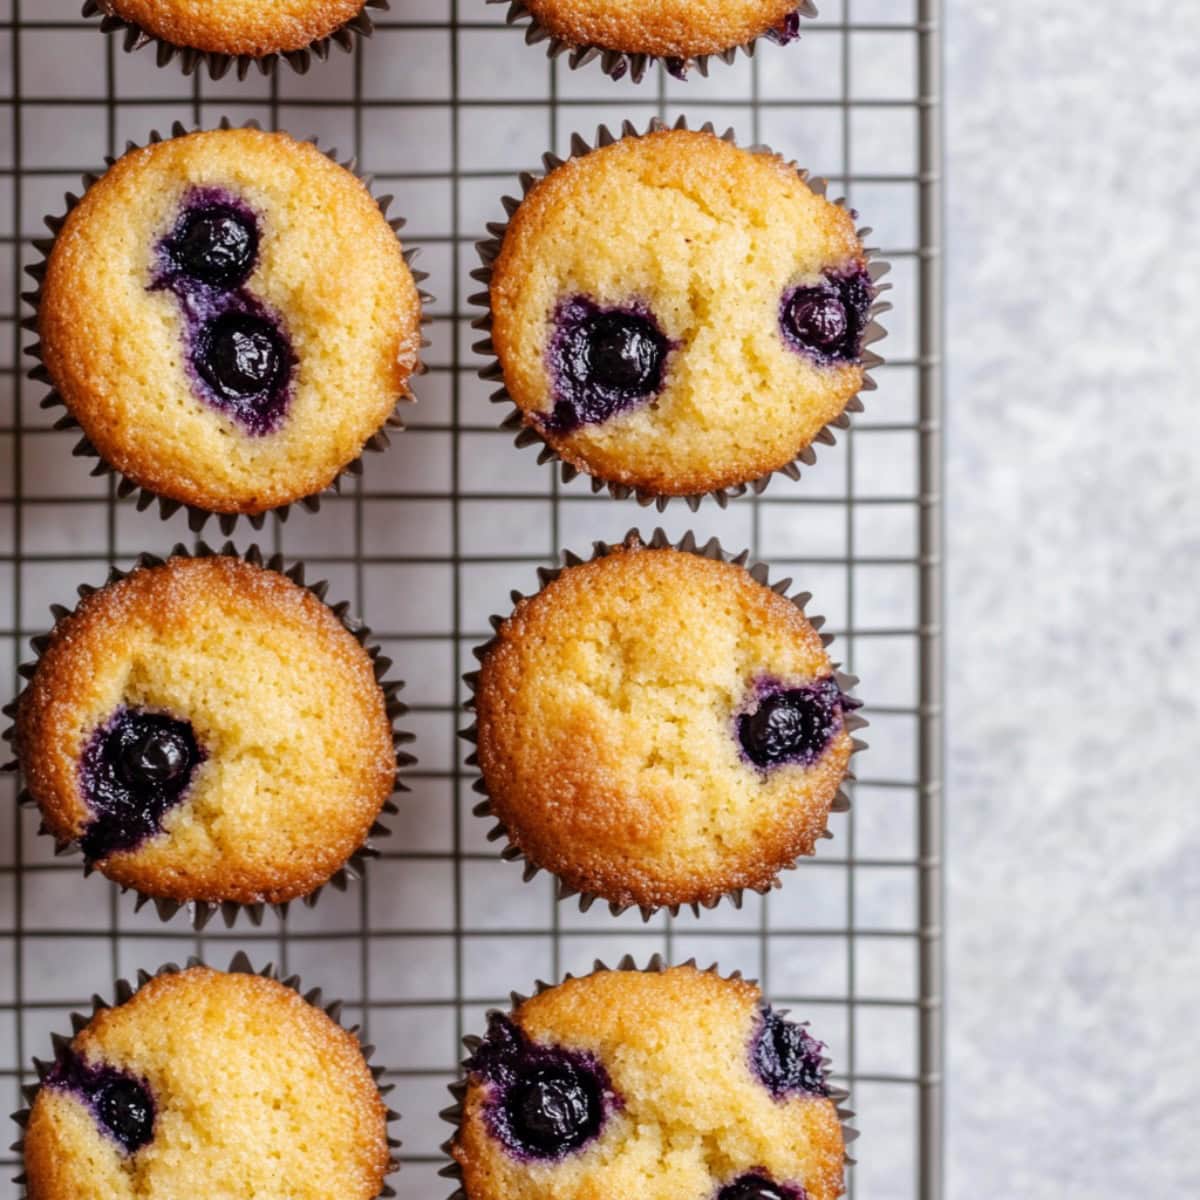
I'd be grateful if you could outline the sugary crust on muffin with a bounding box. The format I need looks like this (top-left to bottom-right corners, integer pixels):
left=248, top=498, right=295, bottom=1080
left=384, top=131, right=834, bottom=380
left=490, top=129, right=867, bottom=497
left=523, top=0, right=798, bottom=58
left=453, top=964, right=845, bottom=1200
left=473, top=543, right=853, bottom=910
left=39, top=127, right=421, bottom=515
left=14, top=555, right=396, bottom=905
left=107, top=0, right=366, bottom=57
left=24, top=966, right=390, bottom=1200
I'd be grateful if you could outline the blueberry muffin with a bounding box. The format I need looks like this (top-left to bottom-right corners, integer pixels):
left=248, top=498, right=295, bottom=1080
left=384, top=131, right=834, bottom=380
left=23, top=964, right=390, bottom=1200
left=470, top=536, right=858, bottom=912
left=13, top=553, right=397, bottom=908
left=451, top=963, right=844, bottom=1200
left=483, top=127, right=877, bottom=500
left=516, top=0, right=814, bottom=73
left=36, top=127, right=422, bottom=518
left=88, top=0, right=371, bottom=61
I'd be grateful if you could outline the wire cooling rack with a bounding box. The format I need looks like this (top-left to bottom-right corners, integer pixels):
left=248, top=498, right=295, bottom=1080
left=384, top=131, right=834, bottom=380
left=0, top=1, right=943, bottom=1196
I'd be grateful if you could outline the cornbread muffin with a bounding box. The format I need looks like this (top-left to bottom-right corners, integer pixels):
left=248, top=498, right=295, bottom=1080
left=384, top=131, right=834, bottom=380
left=92, top=0, right=369, bottom=59
left=520, top=0, right=812, bottom=64
left=451, top=963, right=844, bottom=1200
left=14, top=554, right=397, bottom=907
left=24, top=964, right=390, bottom=1200
left=37, top=127, right=421, bottom=517
left=470, top=537, right=858, bottom=911
left=485, top=128, right=876, bottom=499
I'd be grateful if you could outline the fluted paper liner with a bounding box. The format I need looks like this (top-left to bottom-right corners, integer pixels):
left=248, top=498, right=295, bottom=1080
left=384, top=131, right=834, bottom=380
left=11, top=952, right=402, bottom=1198
left=471, top=116, right=890, bottom=511
left=1, top=541, right=417, bottom=931
left=82, top=0, right=388, bottom=81
left=24, top=118, right=433, bottom=535
left=460, top=528, right=868, bottom=920
left=492, top=0, right=819, bottom=84
left=437, top=954, right=857, bottom=1200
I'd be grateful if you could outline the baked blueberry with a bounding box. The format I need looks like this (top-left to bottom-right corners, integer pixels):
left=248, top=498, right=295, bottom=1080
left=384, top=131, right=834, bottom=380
left=751, top=1007, right=828, bottom=1100
left=467, top=1013, right=615, bottom=1161
left=719, top=1173, right=806, bottom=1200
left=506, top=1063, right=604, bottom=1157
left=162, top=193, right=259, bottom=289
left=545, top=296, right=672, bottom=432
left=738, top=677, right=845, bottom=770
left=780, top=266, right=873, bottom=364
left=80, top=708, right=202, bottom=861
left=191, top=307, right=294, bottom=433
left=46, top=1052, right=155, bottom=1155
left=95, top=1076, right=156, bottom=1151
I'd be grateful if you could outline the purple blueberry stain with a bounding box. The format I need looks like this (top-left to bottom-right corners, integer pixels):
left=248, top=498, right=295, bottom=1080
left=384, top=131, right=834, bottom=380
left=78, top=707, right=203, bottom=862
left=751, top=1007, right=829, bottom=1100
left=736, top=675, right=853, bottom=771
left=542, top=295, right=674, bottom=434
left=779, top=264, right=873, bottom=365
left=766, top=11, right=804, bottom=46
left=152, top=188, right=296, bottom=436
left=45, top=1049, right=156, bottom=1155
left=466, top=1013, right=618, bottom=1161
left=718, top=1173, right=809, bottom=1200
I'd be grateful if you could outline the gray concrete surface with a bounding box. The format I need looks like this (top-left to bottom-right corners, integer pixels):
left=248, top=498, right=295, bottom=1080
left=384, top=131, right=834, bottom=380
left=946, top=1, right=1200, bottom=1191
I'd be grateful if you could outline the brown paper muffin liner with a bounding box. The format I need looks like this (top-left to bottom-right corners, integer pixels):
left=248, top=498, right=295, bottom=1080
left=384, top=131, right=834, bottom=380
left=436, top=953, right=857, bottom=1198
left=81, top=0, right=389, bottom=81
left=1, top=542, right=416, bottom=931
left=12, top=951, right=402, bottom=1198
left=460, top=527, right=868, bottom=920
left=24, top=117, right=433, bottom=536
left=471, top=115, right=889, bottom=512
left=491, top=0, right=819, bottom=84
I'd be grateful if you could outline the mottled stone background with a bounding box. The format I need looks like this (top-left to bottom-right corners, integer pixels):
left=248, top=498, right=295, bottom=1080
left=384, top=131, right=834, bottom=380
left=946, top=1, right=1200, bottom=1191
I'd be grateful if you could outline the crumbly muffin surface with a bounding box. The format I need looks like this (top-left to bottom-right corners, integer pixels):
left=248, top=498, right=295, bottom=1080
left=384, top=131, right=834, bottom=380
left=24, top=966, right=390, bottom=1200
left=39, top=127, right=421, bottom=514
left=453, top=964, right=845, bottom=1200
left=524, top=0, right=799, bottom=58
left=15, top=555, right=396, bottom=905
left=474, top=542, right=854, bottom=910
left=490, top=130, right=870, bottom=497
left=107, top=0, right=367, bottom=57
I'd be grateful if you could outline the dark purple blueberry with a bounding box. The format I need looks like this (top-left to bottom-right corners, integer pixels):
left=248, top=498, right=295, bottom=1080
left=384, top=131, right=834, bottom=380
left=46, top=1051, right=156, bottom=1155
left=779, top=266, right=873, bottom=364
left=95, top=1077, right=155, bottom=1150
left=766, top=11, right=803, bottom=45
left=737, top=677, right=845, bottom=770
left=466, top=1014, right=617, bottom=1161
left=506, top=1062, right=605, bottom=1156
left=751, top=1008, right=828, bottom=1100
left=118, top=723, right=192, bottom=787
left=719, top=1172, right=807, bottom=1200
left=164, top=203, right=258, bottom=289
left=79, top=708, right=203, bottom=861
left=194, top=310, right=289, bottom=403
left=544, top=296, right=673, bottom=433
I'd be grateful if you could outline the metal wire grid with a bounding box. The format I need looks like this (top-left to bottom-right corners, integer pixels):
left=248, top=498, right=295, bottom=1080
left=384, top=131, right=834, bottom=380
left=0, top=1, right=943, bottom=1198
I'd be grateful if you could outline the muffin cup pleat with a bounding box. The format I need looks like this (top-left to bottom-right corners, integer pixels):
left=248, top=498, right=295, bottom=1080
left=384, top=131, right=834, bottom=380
left=81, top=0, right=389, bottom=81
left=490, top=0, right=819, bottom=84
left=23, top=118, right=433, bottom=533
left=459, top=527, right=868, bottom=922
left=470, top=115, right=890, bottom=511
left=1, top=542, right=416, bottom=931
left=11, top=952, right=402, bottom=1198
left=436, top=955, right=856, bottom=1198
